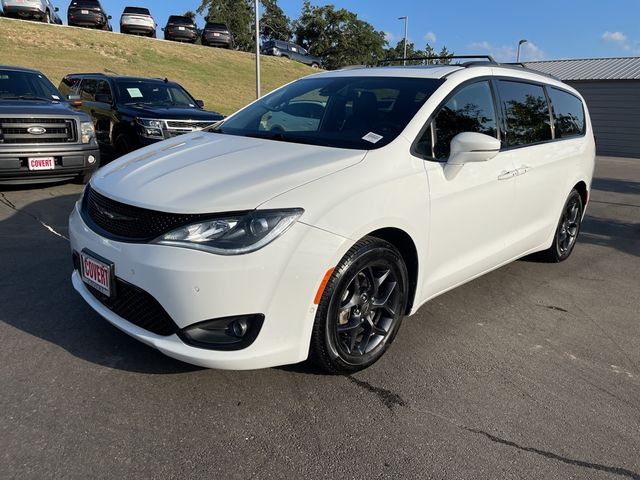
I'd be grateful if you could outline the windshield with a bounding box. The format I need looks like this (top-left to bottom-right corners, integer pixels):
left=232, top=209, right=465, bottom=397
left=212, top=76, right=443, bottom=150
left=0, top=69, right=62, bottom=102
left=116, top=81, right=198, bottom=108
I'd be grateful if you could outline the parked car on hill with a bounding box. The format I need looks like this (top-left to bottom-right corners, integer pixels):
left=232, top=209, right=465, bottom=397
left=68, top=58, right=595, bottom=373
left=262, top=40, right=321, bottom=68
left=1, top=0, right=62, bottom=24
left=201, top=22, right=233, bottom=49
left=67, top=0, right=111, bottom=31
left=58, top=73, right=223, bottom=158
left=163, top=15, right=198, bottom=43
left=120, top=6, right=155, bottom=37
left=0, top=65, right=99, bottom=185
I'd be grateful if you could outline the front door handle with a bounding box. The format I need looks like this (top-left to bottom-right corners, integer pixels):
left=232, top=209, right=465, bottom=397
left=516, top=165, right=532, bottom=176
left=498, top=170, right=517, bottom=181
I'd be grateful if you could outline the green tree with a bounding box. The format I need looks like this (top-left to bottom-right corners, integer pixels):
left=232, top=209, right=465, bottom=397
left=293, top=1, right=387, bottom=70
left=183, top=10, right=196, bottom=20
left=261, top=0, right=291, bottom=41
left=197, top=0, right=254, bottom=51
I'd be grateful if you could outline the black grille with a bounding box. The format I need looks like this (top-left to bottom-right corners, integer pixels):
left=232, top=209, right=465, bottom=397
left=73, top=252, right=179, bottom=336
left=82, top=185, right=224, bottom=242
left=0, top=118, right=76, bottom=144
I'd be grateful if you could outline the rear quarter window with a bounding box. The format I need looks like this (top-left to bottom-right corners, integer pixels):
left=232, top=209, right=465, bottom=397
left=548, top=88, right=585, bottom=138
left=498, top=80, right=552, bottom=147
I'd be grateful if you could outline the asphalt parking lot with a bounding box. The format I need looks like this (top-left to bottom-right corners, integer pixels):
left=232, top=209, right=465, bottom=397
left=1, top=156, right=638, bottom=479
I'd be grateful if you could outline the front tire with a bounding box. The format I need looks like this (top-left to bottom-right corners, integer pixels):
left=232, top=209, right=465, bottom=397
left=309, top=237, right=409, bottom=374
left=542, top=189, right=584, bottom=262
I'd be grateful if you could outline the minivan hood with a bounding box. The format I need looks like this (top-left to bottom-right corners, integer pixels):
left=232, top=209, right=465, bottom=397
left=91, top=132, right=366, bottom=213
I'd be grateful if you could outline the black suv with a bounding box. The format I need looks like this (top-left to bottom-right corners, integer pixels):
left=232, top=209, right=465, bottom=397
left=163, top=15, right=198, bottom=43
left=0, top=66, right=100, bottom=185
left=67, top=0, right=112, bottom=31
left=262, top=40, right=321, bottom=68
left=58, top=74, right=223, bottom=158
left=201, top=22, right=233, bottom=48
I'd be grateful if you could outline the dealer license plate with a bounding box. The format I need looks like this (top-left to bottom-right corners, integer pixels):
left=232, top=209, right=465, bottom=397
left=80, top=251, right=112, bottom=297
left=28, top=157, right=55, bottom=171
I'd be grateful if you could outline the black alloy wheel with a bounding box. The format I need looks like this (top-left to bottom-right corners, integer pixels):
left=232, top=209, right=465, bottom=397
left=544, top=189, right=584, bottom=262
left=309, top=237, right=408, bottom=374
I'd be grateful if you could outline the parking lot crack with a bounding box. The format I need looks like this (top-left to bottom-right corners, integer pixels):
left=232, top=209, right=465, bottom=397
left=465, top=427, right=640, bottom=479
left=0, top=192, right=69, bottom=241
left=348, top=376, right=406, bottom=410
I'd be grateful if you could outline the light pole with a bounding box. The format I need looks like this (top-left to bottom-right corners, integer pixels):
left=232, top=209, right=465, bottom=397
left=516, top=39, right=528, bottom=63
left=398, top=16, right=408, bottom=66
left=255, top=0, right=261, bottom=98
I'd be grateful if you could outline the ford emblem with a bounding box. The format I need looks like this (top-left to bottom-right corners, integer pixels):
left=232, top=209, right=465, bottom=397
left=27, top=126, right=47, bottom=135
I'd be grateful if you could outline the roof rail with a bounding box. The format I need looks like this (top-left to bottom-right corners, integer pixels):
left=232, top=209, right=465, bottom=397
left=496, top=62, right=561, bottom=80
left=378, top=55, right=496, bottom=66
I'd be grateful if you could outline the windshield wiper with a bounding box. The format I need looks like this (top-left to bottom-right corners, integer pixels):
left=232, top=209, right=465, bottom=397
left=0, top=95, right=55, bottom=102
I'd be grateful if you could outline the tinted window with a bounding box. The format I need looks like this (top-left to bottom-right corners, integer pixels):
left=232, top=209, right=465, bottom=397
left=167, top=16, right=194, bottom=26
left=123, top=7, right=150, bottom=15
left=70, top=0, right=100, bottom=7
left=0, top=70, right=62, bottom=100
left=95, top=79, right=113, bottom=103
left=418, top=81, right=497, bottom=159
left=79, top=79, right=98, bottom=101
left=214, top=77, right=443, bottom=150
left=549, top=88, right=585, bottom=138
left=498, top=80, right=552, bottom=146
left=116, top=81, right=196, bottom=108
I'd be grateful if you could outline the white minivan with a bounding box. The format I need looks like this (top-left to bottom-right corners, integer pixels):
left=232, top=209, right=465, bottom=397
left=69, top=59, right=595, bottom=373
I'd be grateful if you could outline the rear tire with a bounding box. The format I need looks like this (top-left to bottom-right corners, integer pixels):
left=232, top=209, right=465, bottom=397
left=44, top=12, right=50, bottom=23
left=541, top=189, right=584, bottom=262
left=114, top=134, right=135, bottom=158
left=308, top=237, right=409, bottom=374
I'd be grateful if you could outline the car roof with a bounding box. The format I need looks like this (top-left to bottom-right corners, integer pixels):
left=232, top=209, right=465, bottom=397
left=0, top=65, right=42, bottom=74
left=66, top=73, right=179, bottom=84
left=314, top=63, right=564, bottom=84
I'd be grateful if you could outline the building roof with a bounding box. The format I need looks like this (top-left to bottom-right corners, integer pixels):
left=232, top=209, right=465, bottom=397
left=525, top=57, right=640, bottom=81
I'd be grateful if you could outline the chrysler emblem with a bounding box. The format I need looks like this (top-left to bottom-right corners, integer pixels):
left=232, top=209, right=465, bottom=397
left=95, top=204, right=137, bottom=221
left=27, top=126, right=47, bottom=135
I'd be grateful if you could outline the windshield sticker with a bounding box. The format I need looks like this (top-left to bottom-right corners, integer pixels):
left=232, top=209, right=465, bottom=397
left=127, top=88, right=144, bottom=98
left=362, top=132, right=383, bottom=144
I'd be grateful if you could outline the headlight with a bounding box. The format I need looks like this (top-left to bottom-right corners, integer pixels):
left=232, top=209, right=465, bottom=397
left=80, top=122, right=95, bottom=144
left=153, top=209, right=304, bottom=255
left=136, top=118, right=165, bottom=139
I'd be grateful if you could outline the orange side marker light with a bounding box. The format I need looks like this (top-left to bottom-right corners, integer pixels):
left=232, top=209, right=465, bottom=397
left=314, top=268, right=335, bottom=305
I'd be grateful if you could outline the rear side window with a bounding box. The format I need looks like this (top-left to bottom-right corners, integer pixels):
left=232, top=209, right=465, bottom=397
left=79, top=79, right=98, bottom=101
left=548, top=88, right=585, bottom=138
left=498, top=80, right=552, bottom=147
left=418, top=81, right=498, bottom=159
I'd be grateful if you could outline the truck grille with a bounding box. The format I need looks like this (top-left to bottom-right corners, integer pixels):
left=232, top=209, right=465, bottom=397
left=0, top=118, right=76, bottom=144
left=82, top=185, right=224, bottom=242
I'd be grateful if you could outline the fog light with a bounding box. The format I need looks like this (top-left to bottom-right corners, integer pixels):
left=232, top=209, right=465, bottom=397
left=178, top=314, right=264, bottom=351
left=88, top=155, right=96, bottom=164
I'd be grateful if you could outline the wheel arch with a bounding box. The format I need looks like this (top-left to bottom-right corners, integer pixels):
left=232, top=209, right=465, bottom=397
left=367, top=227, right=418, bottom=314
left=573, top=180, right=589, bottom=208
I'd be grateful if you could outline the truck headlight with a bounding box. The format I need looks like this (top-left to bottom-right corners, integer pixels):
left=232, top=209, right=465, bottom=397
left=153, top=209, right=304, bottom=255
left=136, top=118, right=165, bottom=139
left=80, top=122, right=95, bottom=144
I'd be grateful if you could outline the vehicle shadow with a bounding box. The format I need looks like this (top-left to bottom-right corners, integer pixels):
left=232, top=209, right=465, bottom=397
left=0, top=193, right=200, bottom=374
left=580, top=216, right=640, bottom=257
left=591, top=177, right=640, bottom=196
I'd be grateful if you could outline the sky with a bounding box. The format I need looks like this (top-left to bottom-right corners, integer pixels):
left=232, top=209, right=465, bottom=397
left=61, top=0, right=640, bottom=62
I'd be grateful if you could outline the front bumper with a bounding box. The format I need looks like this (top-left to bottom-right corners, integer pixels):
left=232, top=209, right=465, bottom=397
left=0, top=145, right=100, bottom=184
left=69, top=203, right=348, bottom=369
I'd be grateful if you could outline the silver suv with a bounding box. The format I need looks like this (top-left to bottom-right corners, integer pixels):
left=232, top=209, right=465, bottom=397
left=1, top=0, right=62, bottom=24
left=120, top=6, right=156, bottom=38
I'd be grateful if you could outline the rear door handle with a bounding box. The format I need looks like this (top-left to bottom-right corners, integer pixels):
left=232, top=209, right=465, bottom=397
left=498, top=170, right=517, bottom=181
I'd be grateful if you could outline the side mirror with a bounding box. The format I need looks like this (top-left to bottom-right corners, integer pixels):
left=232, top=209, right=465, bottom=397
left=107, top=15, right=112, bottom=20
left=447, top=132, right=500, bottom=166
left=55, top=7, right=59, bottom=12
left=94, top=93, right=112, bottom=104
left=68, top=94, right=82, bottom=107
left=161, top=27, right=165, bottom=31
left=196, top=99, right=205, bottom=108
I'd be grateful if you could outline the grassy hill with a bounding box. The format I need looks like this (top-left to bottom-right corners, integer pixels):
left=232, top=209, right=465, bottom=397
left=0, top=17, right=316, bottom=115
